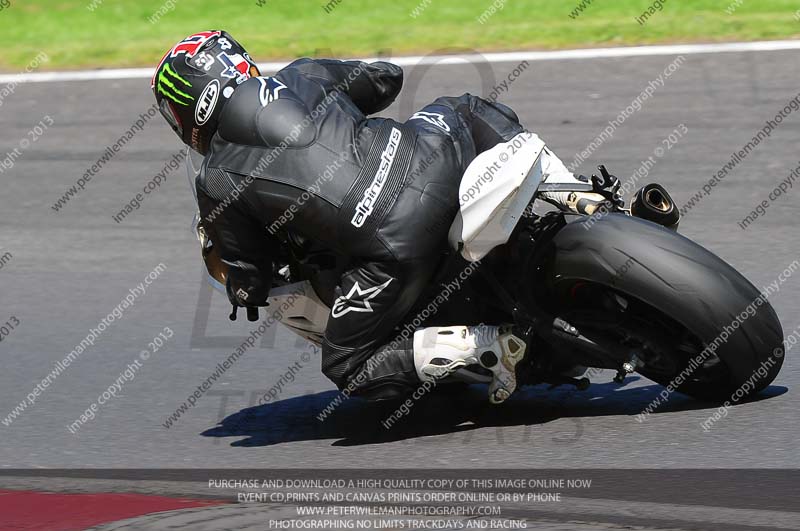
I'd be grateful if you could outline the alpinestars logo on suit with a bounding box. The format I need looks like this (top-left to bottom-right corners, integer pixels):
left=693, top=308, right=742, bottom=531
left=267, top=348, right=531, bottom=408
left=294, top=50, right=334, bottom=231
left=331, top=279, right=393, bottom=318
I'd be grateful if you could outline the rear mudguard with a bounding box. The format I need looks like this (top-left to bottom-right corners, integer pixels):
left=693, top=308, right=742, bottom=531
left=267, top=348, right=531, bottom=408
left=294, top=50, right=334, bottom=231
left=548, top=213, right=784, bottom=392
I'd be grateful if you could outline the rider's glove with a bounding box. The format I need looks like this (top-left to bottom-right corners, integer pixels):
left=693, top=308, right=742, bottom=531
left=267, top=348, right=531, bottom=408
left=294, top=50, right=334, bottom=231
left=226, top=276, right=248, bottom=308
left=225, top=263, right=272, bottom=308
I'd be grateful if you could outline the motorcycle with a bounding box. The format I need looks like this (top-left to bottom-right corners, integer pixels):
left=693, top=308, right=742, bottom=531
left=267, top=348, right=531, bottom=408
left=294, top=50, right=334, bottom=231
left=186, top=131, right=784, bottom=401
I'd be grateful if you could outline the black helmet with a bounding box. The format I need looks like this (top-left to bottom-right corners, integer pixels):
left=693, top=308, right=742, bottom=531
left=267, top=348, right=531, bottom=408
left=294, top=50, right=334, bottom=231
left=152, top=30, right=260, bottom=154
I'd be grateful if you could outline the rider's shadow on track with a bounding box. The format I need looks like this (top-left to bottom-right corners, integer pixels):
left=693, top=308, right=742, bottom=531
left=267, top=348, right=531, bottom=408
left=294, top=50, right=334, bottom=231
left=201, top=378, right=787, bottom=447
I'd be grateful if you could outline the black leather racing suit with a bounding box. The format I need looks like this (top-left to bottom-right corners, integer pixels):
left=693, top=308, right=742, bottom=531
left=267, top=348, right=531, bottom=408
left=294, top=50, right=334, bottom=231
left=196, top=58, right=523, bottom=399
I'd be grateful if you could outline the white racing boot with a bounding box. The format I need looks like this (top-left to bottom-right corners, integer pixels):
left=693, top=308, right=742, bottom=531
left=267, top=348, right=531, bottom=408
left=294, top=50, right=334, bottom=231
left=413, top=325, right=528, bottom=404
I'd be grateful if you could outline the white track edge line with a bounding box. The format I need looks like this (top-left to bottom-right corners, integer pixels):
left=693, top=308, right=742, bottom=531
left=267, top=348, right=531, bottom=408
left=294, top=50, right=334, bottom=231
left=1, top=39, right=799, bottom=84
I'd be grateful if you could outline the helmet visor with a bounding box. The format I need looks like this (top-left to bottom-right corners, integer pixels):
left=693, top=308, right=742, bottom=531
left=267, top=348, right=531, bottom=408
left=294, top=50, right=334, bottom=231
left=158, top=98, right=184, bottom=137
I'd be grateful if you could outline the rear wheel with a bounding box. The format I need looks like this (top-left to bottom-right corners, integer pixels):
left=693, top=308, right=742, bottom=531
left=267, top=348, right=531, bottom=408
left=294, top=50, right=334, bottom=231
left=555, top=281, right=736, bottom=400
left=524, top=214, right=784, bottom=401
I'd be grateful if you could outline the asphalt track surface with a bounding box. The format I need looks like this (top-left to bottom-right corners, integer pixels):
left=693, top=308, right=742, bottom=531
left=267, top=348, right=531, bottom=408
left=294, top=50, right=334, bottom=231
left=1, top=48, right=799, bottom=529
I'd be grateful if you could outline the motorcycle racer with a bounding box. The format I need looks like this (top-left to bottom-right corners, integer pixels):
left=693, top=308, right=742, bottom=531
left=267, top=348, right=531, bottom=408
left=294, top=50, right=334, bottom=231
left=152, top=31, right=603, bottom=404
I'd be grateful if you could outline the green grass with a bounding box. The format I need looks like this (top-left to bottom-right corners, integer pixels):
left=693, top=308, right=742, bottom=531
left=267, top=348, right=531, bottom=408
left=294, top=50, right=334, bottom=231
left=3, top=0, right=800, bottom=71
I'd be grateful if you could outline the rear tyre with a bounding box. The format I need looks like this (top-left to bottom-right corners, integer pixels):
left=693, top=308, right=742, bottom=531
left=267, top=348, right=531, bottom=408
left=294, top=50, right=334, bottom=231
left=531, top=214, right=784, bottom=401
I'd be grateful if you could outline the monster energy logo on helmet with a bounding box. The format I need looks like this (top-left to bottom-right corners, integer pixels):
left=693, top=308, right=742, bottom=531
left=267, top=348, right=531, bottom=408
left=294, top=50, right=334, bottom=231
left=157, top=63, right=194, bottom=106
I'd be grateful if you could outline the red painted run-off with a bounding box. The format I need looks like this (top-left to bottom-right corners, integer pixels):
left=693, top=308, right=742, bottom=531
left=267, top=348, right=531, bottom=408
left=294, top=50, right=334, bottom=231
left=0, top=489, right=227, bottom=530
